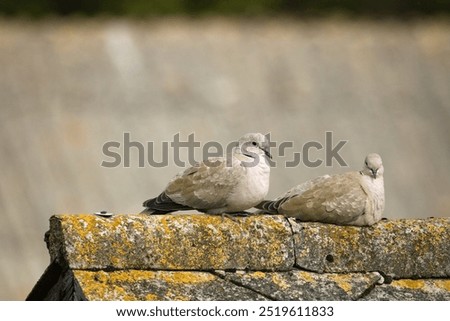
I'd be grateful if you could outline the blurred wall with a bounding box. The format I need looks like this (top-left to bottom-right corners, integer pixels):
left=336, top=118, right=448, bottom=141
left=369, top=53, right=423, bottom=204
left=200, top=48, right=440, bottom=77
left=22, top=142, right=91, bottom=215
left=0, top=17, right=449, bottom=300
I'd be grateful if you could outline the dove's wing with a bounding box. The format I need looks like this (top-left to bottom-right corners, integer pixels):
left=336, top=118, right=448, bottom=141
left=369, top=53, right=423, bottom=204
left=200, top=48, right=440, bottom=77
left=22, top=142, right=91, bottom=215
left=279, top=172, right=368, bottom=224
left=142, top=192, right=193, bottom=214
left=165, top=157, right=244, bottom=210
left=278, top=175, right=332, bottom=200
left=256, top=175, right=331, bottom=213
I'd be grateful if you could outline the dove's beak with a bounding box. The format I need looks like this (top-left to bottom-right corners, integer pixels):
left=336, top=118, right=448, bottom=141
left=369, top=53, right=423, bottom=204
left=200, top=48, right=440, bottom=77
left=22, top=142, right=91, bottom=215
left=371, top=169, right=378, bottom=179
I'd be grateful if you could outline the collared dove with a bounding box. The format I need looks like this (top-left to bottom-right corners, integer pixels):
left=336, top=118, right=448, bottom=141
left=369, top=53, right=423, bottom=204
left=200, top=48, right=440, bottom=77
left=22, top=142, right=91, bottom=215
left=142, top=133, right=272, bottom=215
left=257, top=153, right=385, bottom=226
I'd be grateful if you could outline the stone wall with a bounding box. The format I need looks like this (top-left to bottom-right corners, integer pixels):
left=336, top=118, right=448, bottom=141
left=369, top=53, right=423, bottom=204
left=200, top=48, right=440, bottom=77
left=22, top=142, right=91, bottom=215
left=27, top=214, right=450, bottom=300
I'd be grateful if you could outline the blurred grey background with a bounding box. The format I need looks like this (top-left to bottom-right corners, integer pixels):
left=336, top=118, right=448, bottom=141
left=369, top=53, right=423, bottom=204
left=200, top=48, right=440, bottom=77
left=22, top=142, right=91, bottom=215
left=1, top=1, right=450, bottom=300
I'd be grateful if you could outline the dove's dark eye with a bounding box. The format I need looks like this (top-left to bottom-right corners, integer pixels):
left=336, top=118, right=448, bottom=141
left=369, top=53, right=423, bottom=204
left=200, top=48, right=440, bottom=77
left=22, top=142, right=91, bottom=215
left=252, top=141, right=257, bottom=146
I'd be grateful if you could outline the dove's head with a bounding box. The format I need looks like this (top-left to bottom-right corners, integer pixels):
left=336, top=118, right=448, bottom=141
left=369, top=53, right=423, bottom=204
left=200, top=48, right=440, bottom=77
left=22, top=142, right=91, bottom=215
left=237, top=133, right=272, bottom=160
left=362, top=153, right=384, bottom=179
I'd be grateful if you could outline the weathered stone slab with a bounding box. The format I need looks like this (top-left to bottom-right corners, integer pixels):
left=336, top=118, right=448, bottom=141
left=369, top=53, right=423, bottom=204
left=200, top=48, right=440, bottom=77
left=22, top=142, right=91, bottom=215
left=362, top=279, right=450, bottom=300
left=218, top=270, right=381, bottom=300
left=48, top=214, right=294, bottom=270
left=74, top=270, right=268, bottom=301
left=292, top=218, right=450, bottom=278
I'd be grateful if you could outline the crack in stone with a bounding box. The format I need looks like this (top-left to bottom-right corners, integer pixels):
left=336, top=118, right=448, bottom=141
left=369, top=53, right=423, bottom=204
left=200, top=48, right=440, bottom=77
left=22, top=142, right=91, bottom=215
left=211, top=271, right=277, bottom=301
left=284, top=217, right=297, bottom=270
left=353, top=275, right=381, bottom=301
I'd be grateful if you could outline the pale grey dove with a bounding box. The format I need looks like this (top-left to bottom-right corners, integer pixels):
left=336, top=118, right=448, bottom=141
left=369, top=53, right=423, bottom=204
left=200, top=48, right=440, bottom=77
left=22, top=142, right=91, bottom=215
left=257, top=153, right=385, bottom=226
left=142, top=133, right=272, bottom=214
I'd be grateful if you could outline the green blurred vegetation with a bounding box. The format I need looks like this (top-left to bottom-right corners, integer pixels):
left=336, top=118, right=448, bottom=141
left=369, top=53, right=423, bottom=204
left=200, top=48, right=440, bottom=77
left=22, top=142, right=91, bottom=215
left=0, top=0, right=449, bottom=17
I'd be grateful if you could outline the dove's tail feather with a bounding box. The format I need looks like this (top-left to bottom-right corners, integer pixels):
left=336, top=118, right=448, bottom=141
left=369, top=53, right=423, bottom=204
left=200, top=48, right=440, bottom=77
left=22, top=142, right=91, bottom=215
left=255, top=198, right=285, bottom=214
left=141, top=192, right=193, bottom=214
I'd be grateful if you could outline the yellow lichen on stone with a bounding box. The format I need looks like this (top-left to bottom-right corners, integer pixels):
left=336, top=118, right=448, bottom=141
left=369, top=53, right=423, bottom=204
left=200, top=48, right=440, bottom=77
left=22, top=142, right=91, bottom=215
left=74, top=270, right=138, bottom=301
left=250, top=271, right=267, bottom=279
left=370, top=227, right=383, bottom=237
left=298, top=271, right=317, bottom=284
left=156, top=215, right=230, bottom=269
left=60, top=214, right=145, bottom=267
left=52, top=214, right=293, bottom=270
left=244, top=214, right=293, bottom=267
left=271, top=274, right=289, bottom=290
left=93, top=270, right=109, bottom=283
left=329, top=226, right=360, bottom=244
left=294, top=218, right=450, bottom=278
left=145, top=293, right=159, bottom=301
left=393, top=279, right=425, bottom=290
left=329, top=274, right=353, bottom=293
left=312, top=225, right=364, bottom=265
left=72, top=270, right=223, bottom=301
left=434, top=280, right=450, bottom=291
left=150, top=214, right=292, bottom=270
left=159, top=271, right=216, bottom=284
left=411, top=220, right=449, bottom=258
left=62, top=215, right=106, bottom=266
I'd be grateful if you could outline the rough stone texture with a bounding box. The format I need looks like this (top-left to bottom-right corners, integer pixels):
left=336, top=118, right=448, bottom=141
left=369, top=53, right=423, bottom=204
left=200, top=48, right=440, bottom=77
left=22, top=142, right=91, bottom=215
left=217, top=270, right=381, bottom=300
left=28, top=214, right=450, bottom=300
left=48, top=214, right=294, bottom=271
left=362, top=279, right=450, bottom=301
left=73, top=270, right=268, bottom=301
left=292, top=218, right=450, bottom=278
